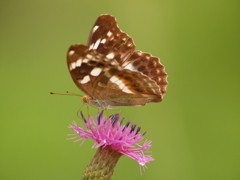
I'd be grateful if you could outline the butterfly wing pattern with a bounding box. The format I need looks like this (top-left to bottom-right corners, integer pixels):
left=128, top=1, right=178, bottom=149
left=67, top=14, right=168, bottom=109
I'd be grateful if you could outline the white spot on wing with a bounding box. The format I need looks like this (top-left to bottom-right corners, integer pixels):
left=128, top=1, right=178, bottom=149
left=78, top=75, right=90, bottom=84
left=76, top=59, right=82, bottom=67
left=110, top=60, right=118, bottom=66
left=83, top=58, right=89, bottom=63
left=89, top=43, right=94, bottom=49
left=69, top=50, right=74, bottom=56
left=107, top=31, right=113, bottom=37
left=71, top=62, right=76, bottom=70
left=109, top=76, right=133, bottom=94
left=109, top=76, right=119, bottom=83
left=118, top=82, right=125, bottom=89
left=86, top=54, right=92, bottom=59
left=92, top=39, right=101, bottom=50
left=92, top=25, right=99, bottom=33
left=122, top=88, right=133, bottom=93
left=124, top=63, right=136, bottom=71
left=106, top=52, right=115, bottom=59
left=90, top=68, right=102, bottom=76
left=101, top=39, right=106, bottom=44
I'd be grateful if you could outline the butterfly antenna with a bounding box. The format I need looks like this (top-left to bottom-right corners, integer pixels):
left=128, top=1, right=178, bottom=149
left=66, top=91, right=83, bottom=96
left=50, top=92, right=81, bottom=96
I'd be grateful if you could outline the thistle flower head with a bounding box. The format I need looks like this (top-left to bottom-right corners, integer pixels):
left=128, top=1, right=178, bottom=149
left=68, top=111, right=154, bottom=167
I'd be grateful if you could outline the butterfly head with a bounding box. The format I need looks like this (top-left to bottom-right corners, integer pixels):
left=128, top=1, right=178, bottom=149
left=81, top=95, right=110, bottom=109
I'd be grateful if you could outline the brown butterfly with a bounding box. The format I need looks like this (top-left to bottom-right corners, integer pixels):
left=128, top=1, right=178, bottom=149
left=67, top=14, right=168, bottom=109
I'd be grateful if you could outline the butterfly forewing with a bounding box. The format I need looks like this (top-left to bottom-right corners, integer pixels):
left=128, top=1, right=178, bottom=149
left=67, top=14, right=168, bottom=109
left=87, top=15, right=135, bottom=65
left=67, top=44, right=117, bottom=98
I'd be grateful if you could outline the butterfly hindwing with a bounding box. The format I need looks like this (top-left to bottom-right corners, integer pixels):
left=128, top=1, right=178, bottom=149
left=122, top=51, right=168, bottom=96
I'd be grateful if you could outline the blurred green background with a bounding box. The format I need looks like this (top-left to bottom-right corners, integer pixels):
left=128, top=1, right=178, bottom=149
left=1, top=1, right=239, bottom=180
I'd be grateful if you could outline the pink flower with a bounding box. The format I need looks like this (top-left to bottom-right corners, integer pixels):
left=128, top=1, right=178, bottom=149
left=68, top=111, right=154, bottom=167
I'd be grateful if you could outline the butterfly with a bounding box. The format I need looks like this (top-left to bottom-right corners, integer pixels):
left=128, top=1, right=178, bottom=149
left=67, top=14, right=168, bottom=109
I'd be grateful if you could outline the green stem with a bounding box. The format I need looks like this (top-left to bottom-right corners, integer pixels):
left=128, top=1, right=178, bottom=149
left=82, top=146, right=122, bottom=180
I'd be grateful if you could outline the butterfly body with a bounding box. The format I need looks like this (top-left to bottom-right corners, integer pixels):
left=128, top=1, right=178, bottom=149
left=67, top=15, right=168, bottom=109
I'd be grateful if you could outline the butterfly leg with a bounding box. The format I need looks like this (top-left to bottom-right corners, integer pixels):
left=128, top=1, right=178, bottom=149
left=87, top=105, right=91, bottom=118
left=107, top=107, right=121, bottom=114
left=105, top=108, right=109, bottom=117
left=118, top=108, right=121, bottom=115
left=76, top=103, right=86, bottom=119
